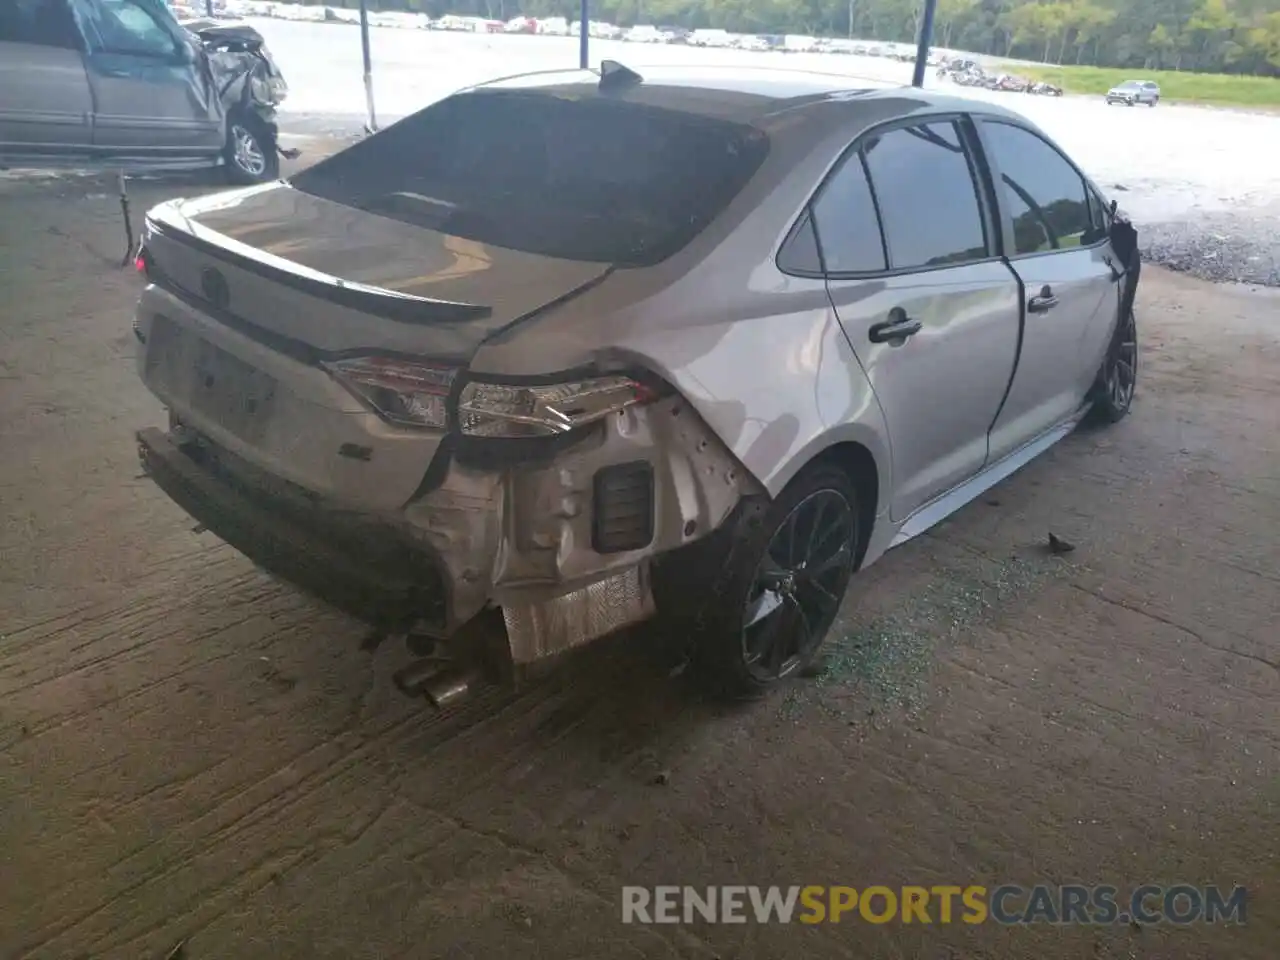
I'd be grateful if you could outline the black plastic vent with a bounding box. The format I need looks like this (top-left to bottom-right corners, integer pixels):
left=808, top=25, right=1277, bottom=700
left=592, top=461, right=655, bottom=554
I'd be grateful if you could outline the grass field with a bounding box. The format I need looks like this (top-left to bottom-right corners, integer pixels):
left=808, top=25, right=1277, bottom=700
left=1012, top=64, right=1280, bottom=108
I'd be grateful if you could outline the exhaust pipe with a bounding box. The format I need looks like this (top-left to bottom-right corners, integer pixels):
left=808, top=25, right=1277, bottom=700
left=422, top=665, right=485, bottom=709
left=392, top=659, right=486, bottom=708
left=392, top=657, right=449, bottom=698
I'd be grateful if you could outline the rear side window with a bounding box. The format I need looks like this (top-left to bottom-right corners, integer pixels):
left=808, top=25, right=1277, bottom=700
left=861, top=121, right=989, bottom=270
left=810, top=152, right=885, bottom=273
left=0, top=0, right=80, bottom=47
left=803, top=119, right=988, bottom=275
left=777, top=209, right=824, bottom=274
left=980, top=121, right=1093, bottom=255
left=290, top=90, right=769, bottom=267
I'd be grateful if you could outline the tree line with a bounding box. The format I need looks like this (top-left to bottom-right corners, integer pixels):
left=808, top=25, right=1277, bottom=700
left=308, top=0, right=1280, bottom=76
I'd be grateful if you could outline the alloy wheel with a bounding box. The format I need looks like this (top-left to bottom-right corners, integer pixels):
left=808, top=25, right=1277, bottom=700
left=740, top=489, right=855, bottom=682
left=1107, top=310, right=1138, bottom=411
left=231, top=124, right=267, bottom=178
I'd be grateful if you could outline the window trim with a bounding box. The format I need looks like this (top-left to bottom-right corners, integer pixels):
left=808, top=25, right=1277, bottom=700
left=856, top=150, right=892, bottom=273
left=971, top=116, right=1110, bottom=263
left=775, top=112, right=1002, bottom=281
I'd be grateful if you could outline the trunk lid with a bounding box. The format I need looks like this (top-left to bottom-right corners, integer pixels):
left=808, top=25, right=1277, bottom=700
left=137, top=183, right=609, bottom=514
left=143, top=182, right=611, bottom=361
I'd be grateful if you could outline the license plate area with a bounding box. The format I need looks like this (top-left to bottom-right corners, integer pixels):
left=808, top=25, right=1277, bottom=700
left=147, top=316, right=278, bottom=443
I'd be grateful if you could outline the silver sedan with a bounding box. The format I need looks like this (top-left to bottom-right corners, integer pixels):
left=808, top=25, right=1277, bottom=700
left=132, top=63, right=1140, bottom=700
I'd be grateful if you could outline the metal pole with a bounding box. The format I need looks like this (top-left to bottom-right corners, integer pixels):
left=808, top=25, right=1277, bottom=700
left=911, top=0, right=938, bottom=87
left=578, top=0, right=589, bottom=69
left=205, top=0, right=213, bottom=16
left=359, top=0, right=378, bottom=132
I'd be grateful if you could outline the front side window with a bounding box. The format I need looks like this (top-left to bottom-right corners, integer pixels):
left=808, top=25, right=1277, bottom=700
left=78, top=0, right=176, bottom=57
left=0, top=0, right=80, bottom=48
left=980, top=121, right=1092, bottom=256
left=860, top=121, right=989, bottom=270
left=291, top=90, right=770, bottom=267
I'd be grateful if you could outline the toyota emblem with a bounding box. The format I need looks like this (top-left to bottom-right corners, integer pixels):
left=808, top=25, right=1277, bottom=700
left=200, top=267, right=230, bottom=310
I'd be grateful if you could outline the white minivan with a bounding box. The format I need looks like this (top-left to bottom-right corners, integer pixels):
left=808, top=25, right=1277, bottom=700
left=0, top=0, right=287, bottom=180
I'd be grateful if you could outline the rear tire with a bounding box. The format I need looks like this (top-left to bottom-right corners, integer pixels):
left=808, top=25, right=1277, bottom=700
left=691, top=463, right=861, bottom=700
left=224, top=111, right=280, bottom=185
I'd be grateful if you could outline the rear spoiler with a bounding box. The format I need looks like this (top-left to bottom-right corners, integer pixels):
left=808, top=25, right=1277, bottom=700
left=144, top=205, right=492, bottom=326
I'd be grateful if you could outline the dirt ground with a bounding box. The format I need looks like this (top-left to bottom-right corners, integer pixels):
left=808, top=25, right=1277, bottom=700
left=1, top=157, right=1277, bottom=960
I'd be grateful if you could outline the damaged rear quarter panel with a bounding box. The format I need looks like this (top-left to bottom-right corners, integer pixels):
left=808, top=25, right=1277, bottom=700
left=487, top=394, right=760, bottom=602
left=406, top=395, right=763, bottom=630
left=465, top=268, right=893, bottom=512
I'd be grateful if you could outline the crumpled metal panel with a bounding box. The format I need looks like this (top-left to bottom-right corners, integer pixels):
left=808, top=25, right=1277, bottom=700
left=502, top=565, right=655, bottom=664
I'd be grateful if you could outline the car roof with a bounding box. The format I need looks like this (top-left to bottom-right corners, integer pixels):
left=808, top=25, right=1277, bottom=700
left=471, top=63, right=1033, bottom=126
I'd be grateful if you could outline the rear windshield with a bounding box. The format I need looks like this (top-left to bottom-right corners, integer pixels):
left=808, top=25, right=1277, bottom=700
left=290, top=90, right=770, bottom=267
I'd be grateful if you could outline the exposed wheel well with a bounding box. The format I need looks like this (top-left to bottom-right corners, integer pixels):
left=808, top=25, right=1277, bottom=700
left=811, top=442, right=879, bottom=569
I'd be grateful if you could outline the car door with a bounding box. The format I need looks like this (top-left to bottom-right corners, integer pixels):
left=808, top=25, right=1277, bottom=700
left=975, top=118, right=1119, bottom=464
left=0, top=0, right=94, bottom=158
left=812, top=118, right=1023, bottom=524
left=70, top=0, right=222, bottom=160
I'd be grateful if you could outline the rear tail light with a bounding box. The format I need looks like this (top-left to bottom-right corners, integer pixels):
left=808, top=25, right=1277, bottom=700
left=322, top=359, right=664, bottom=440
left=457, top=375, right=661, bottom=439
left=322, top=357, right=457, bottom=430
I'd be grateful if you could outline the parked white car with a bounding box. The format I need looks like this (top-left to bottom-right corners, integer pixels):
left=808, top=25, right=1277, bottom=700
left=624, top=24, right=664, bottom=43
left=536, top=16, right=570, bottom=36
left=503, top=16, right=536, bottom=34
left=688, top=28, right=733, bottom=47
left=785, top=34, right=821, bottom=53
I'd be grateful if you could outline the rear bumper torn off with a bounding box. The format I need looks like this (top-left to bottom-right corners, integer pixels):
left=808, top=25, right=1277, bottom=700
left=137, top=426, right=450, bottom=630
left=137, top=391, right=761, bottom=665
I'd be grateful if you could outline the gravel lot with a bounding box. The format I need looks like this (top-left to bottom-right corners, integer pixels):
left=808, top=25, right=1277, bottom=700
left=0, top=148, right=1277, bottom=957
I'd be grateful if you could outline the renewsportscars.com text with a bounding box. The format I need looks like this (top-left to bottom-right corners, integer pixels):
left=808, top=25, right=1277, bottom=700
left=621, top=884, right=1247, bottom=926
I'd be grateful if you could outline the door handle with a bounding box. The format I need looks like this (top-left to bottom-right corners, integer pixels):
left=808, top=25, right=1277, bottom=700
left=868, top=309, right=923, bottom=344
left=1028, top=285, right=1058, bottom=313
